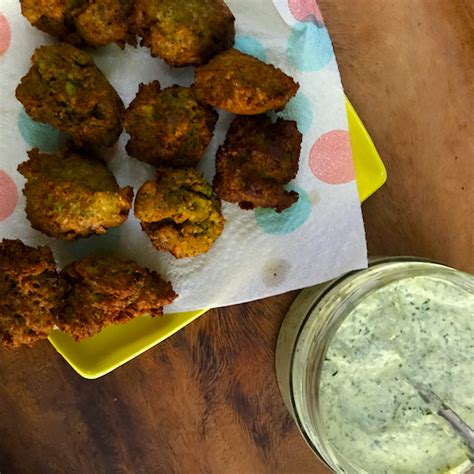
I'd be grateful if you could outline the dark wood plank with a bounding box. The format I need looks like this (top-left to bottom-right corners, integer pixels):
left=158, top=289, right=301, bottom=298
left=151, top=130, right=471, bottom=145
left=1, top=1, right=472, bottom=473
left=321, top=0, right=473, bottom=272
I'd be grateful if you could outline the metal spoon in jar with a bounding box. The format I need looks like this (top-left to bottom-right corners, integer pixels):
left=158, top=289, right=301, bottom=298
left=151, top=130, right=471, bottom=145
left=410, top=380, right=474, bottom=461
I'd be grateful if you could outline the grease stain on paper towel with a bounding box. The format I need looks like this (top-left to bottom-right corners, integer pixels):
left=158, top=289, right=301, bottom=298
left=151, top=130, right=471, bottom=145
left=261, top=259, right=290, bottom=287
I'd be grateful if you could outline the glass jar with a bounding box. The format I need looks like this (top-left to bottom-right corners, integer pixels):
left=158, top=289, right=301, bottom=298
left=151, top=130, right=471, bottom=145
left=275, top=258, right=474, bottom=473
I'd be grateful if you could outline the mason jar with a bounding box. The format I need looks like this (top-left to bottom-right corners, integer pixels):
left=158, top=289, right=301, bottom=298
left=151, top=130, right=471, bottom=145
left=275, top=258, right=474, bottom=473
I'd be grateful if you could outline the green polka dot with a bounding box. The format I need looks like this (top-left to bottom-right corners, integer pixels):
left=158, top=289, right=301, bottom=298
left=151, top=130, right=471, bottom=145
left=68, top=227, right=122, bottom=260
left=272, top=91, right=313, bottom=134
left=287, top=23, right=334, bottom=72
left=235, top=35, right=268, bottom=62
left=255, top=185, right=312, bottom=235
left=18, top=108, right=62, bottom=152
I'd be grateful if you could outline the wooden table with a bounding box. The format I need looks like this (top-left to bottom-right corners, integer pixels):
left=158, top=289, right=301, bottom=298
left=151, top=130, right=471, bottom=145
left=1, top=1, right=472, bottom=472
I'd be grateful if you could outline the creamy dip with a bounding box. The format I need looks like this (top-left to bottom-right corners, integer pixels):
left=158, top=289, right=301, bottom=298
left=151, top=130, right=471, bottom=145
left=319, top=275, right=474, bottom=473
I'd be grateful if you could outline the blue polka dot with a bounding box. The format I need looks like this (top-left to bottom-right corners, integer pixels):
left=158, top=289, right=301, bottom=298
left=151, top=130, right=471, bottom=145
left=287, top=22, right=334, bottom=72
left=255, top=185, right=311, bottom=235
left=235, top=35, right=268, bottom=62
left=68, top=227, right=121, bottom=260
left=18, top=108, right=62, bottom=153
left=272, top=91, right=313, bottom=134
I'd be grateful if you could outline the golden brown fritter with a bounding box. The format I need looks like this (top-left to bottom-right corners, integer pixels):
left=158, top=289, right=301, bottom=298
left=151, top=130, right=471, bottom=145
left=58, top=256, right=177, bottom=340
left=20, top=0, right=134, bottom=48
left=195, top=49, right=299, bottom=115
left=0, top=239, right=66, bottom=349
left=130, top=0, right=235, bottom=67
left=213, top=116, right=302, bottom=212
left=16, top=44, right=123, bottom=147
left=135, top=168, right=225, bottom=259
left=18, top=148, right=133, bottom=240
left=124, top=82, right=218, bottom=168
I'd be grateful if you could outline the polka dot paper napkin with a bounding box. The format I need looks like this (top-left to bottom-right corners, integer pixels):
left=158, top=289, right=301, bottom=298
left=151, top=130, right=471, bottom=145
left=0, top=0, right=367, bottom=313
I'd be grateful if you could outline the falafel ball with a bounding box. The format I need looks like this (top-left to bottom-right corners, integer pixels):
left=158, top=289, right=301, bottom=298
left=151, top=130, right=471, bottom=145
left=15, top=44, right=124, bottom=147
left=135, top=168, right=225, bottom=259
left=195, top=49, right=299, bottom=115
left=20, top=0, right=134, bottom=48
left=130, top=0, right=235, bottom=67
left=213, top=115, right=302, bottom=212
left=124, top=82, right=218, bottom=168
left=0, top=239, right=65, bottom=349
left=18, top=148, right=134, bottom=240
left=58, top=256, right=177, bottom=340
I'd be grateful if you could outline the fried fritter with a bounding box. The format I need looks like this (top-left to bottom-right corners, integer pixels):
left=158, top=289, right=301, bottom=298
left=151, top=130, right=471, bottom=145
left=135, top=168, right=225, bottom=259
left=130, top=0, right=235, bottom=67
left=16, top=44, right=123, bottom=147
left=195, top=49, right=299, bottom=115
left=20, top=0, right=134, bottom=48
left=58, top=256, right=177, bottom=340
left=213, top=116, right=302, bottom=212
left=124, top=82, right=218, bottom=168
left=18, top=148, right=134, bottom=240
left=0, top=239, right=65, bottom=349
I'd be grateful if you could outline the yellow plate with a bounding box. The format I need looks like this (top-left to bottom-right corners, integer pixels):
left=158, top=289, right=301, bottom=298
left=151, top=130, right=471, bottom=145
left=48, top=97, right=387, bottom=379
left=346, top=99, right=387, bottom=201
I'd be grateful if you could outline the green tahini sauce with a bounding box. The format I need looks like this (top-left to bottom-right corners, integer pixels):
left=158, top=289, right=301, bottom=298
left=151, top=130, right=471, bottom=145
left=320, top=275, right=474, bottom=473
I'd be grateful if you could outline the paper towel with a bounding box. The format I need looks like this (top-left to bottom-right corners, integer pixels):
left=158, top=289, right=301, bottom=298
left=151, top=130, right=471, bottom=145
left=0, top=0, right=367, bottom=313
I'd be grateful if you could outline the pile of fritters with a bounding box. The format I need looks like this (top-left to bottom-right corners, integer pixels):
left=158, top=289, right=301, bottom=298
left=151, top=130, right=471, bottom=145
left=194, top=49, right=301, bottom=211
left=130, top=0, right=235, bottom=67
left=5, top=0, right=308, bottom=344
left=20, top=0, right=134, bottom=48
left=59, top=256, right=177, bottom=340
left=20, top=0, right=235, bottom=67
left=0, top=240, right=177, bottom=347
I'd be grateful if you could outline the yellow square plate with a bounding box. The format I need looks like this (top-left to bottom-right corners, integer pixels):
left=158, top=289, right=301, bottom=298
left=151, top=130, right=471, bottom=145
left=48, top=98, right=387, bottom=379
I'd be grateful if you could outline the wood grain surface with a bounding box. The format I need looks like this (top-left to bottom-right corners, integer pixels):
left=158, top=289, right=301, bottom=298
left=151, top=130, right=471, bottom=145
left=1, top=1, right=472, bottom=473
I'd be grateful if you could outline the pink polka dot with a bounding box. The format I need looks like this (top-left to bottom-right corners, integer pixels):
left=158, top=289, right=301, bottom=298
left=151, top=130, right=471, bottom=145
left=0, top=13, right=11, bottom=56
left=0, top=171, right=18, bottom=222
left=288, top=0, right=325, bottom=25
left=309, top=130, right=355, bottom=184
